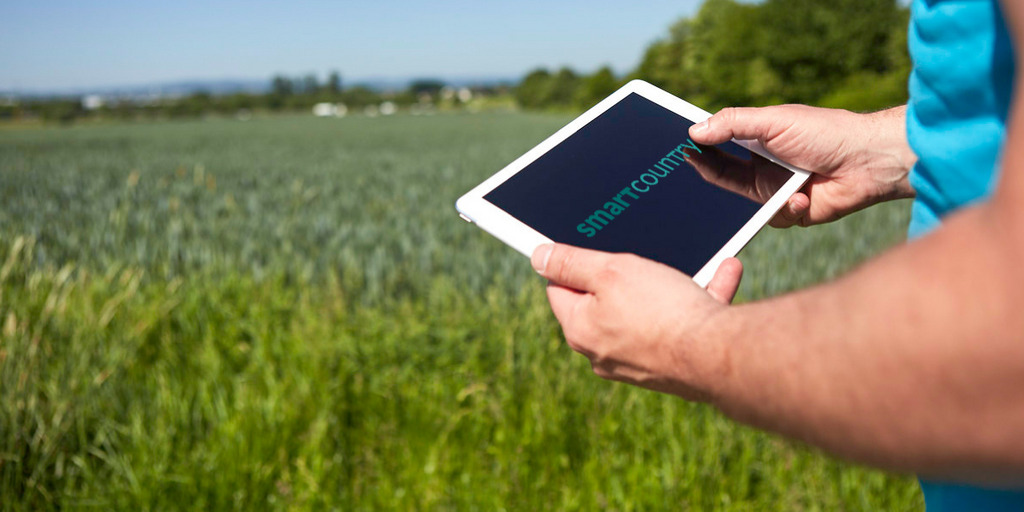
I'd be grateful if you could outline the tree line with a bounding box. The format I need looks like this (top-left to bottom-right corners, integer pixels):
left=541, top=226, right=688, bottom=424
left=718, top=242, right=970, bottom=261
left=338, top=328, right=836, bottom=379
left=517, top=0, right=911, bottom=113
left=2, top=0, right=911, bottom=124
left=0, top=73, right=506, bottom=123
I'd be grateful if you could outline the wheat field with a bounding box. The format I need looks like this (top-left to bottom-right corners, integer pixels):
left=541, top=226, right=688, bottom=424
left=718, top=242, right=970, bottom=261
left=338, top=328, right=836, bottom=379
left=0, top=113, right=921, bottom=510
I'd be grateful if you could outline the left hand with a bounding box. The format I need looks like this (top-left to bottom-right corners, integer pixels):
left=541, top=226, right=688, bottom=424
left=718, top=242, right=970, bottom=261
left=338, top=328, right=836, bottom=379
left=531, top=243, right=742, bottom=401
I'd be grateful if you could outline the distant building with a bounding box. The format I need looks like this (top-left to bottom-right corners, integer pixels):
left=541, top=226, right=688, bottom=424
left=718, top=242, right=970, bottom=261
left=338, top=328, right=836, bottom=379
left=312, top=102, right=334, bottom=117
left=312, top=102, right=348, bottom=118
left=82, top=94, right=105, bottom=110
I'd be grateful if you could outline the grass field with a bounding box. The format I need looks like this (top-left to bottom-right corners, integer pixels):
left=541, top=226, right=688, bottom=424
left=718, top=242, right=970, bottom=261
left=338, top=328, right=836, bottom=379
left=0, top=113, right=923, bottom=510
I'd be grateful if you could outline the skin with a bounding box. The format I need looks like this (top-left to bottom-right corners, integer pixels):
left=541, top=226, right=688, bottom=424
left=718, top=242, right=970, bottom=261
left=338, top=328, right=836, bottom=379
left=531, top=2, right=1024, bottom=484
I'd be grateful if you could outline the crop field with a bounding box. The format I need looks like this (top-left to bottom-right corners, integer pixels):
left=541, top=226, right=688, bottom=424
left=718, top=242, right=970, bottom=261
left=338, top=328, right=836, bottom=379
left=0, top=113, right=922, bottom=510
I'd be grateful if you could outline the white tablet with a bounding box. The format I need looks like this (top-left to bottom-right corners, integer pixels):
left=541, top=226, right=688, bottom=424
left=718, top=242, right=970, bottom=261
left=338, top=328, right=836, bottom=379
left=456, top=80, right=810, bottom=287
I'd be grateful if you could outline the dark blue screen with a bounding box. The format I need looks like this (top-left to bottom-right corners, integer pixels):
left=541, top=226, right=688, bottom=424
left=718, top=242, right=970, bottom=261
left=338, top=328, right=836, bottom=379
left=484, top=93, right=793, bottom=276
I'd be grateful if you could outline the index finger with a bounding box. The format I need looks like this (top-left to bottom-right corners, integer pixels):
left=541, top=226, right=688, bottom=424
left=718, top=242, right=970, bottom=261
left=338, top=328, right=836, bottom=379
left=531, top=243, right=619, bottom=293
left=689, top=107, right=787, bottom=146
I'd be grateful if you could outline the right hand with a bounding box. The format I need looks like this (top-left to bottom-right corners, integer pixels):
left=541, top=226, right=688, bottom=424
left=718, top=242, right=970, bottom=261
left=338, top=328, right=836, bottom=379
left=689, top=105, right=918, bottom=227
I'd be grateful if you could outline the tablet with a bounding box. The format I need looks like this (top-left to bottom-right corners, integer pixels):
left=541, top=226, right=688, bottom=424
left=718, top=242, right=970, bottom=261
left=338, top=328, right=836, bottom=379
left=455, top=80, right=810, bottom=287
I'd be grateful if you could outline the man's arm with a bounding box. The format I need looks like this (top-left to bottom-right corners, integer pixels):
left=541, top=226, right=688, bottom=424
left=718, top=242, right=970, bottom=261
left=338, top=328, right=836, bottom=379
left=533, top=3, right=1024, bottom=482
left=713, top=3, right=1024, bottom=481
left=713, top=202, right=1024, bottom=481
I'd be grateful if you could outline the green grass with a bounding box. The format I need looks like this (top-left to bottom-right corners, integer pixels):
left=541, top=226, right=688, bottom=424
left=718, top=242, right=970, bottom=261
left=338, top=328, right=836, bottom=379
left=0, top=114, right=921, bottom=510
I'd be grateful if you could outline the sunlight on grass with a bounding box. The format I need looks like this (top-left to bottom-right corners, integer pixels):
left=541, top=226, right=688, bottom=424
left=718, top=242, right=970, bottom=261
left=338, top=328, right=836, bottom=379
left=0, top=114, right=920, bottom=510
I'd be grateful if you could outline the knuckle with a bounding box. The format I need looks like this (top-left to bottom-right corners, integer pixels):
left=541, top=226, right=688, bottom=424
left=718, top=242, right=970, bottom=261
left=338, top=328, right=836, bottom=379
left=590, top=361, right=613, bottom=380
left=594, top=260, right=620, bottom=283
left=588, top=343, right=611, bottom=366
left=718, top=106, right=738, bottom=118
left=550, top=245, right=576, bottom=283
left=564, top=334, right=584, bottom=353
left=562, top=319, right=592, bottom=352
left=623, top=253, right=649, bottom=268
left=563, top=323, right=593, bottom=352
left=562, top=320, right=583, bottom=344
left=622, top=253, right=661, bottom=277
left=715, top=107, right=739, bottom=125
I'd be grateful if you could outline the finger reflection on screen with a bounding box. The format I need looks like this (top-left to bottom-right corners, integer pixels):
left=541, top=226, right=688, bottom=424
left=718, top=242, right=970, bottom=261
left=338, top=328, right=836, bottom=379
left=685, top=144, right=794, bottom=205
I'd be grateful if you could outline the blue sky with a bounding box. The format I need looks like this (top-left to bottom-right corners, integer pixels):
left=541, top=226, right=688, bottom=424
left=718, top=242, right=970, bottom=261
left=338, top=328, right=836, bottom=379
left=1, top=0, right=704, bottom=91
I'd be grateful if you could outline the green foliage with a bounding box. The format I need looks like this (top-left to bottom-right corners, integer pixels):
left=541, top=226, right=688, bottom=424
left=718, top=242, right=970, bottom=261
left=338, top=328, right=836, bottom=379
left=299, top=74, right=321, bottom=95
left=817, top=71, right=911, bottom=112
left=270, top=75, right=295, bottom=97
left=408, top=79, right=446, bottom=97
left=574, top=66, right=622, bottom=110
left=326, top=71, right=343, bottom=94
left=756, top=0, right=908, bottom=107
left=11, top=3, right=914, bottom=122
left=684, top=0, right=764, bottom=107
left=17, top=99, right=87, bottom=124
left=525, top=0, right=911, bottom=112
left=546, top=68, right=582, bottom=108
left=514, top=68, right=553, bottom=109
left=514, top=67, right=584, bottom=111
left=0, top=114, right=923, bottom=510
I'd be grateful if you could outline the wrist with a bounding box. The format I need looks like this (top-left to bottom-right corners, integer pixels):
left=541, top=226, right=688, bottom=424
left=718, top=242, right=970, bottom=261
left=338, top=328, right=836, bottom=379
left=680, top=301, right=743, bottom=405
left=865, top=106, right=918, bottom=199
left=694, top=300, right=783, bottom=427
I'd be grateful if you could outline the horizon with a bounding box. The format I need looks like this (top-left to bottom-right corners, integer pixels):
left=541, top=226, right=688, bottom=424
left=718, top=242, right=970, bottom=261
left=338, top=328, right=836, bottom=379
left=2, top=0, right=703, bottom=93
left=0, top=73, right=522, bottom=98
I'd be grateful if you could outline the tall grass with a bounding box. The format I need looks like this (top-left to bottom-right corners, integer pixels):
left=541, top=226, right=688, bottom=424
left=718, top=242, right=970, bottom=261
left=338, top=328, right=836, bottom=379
left=0, top=114, right=920, bottom=510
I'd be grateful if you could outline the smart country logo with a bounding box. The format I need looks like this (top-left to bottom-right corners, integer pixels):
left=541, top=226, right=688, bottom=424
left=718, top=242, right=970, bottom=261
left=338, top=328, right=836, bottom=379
left=576, top=139, right=703, bottom=238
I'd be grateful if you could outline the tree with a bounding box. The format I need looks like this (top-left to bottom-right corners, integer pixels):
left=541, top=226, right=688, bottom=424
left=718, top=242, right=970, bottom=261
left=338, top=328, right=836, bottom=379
left=686, top=0, right=762, bottom=108
left=632, top=18, right=698, bottom=97
left=326, top=71, right=342, bottom=94
left=270, top=75, right=294, bottom=97
left=574, top=67, right=620, bottom=109
left=514, top=67, right=583, bottom=110
left=301, top=74, right=320, bottom=95
left=546, top=68, right=580, bottom=107
left=408, top=79, right=445, bottom=97
left=626, top=0, right=910, bottom=111
left=515, top=68, right=553, bottom=109
left=339, top=86, right=381, bottom=108
left=757, top=0, right=907, bottom=104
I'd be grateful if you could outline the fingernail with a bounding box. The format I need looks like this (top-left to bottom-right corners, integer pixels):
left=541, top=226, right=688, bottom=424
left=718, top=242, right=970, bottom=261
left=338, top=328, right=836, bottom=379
left=692, top=120, right=709, bottom=133
left=532, top=244, right=554, bottom=274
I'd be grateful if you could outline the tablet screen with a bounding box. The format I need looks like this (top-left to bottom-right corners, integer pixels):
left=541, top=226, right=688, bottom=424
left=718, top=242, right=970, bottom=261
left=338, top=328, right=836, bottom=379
left=483, top=93, right=795, bottom=276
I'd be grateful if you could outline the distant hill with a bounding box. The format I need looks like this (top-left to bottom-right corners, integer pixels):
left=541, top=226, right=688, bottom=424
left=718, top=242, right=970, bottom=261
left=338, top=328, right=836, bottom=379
left=2, top=75, right=517, bottom=100
left=350, top=75, right=517, bottom=91
left=2, top=79, right=269, bottom=99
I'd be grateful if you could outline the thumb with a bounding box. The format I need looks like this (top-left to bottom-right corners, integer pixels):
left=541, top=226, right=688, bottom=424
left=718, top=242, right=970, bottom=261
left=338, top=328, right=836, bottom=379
left=531, top=243, right=616, bottom=293
left=706, top=257, right=743, bottom=304
left=689, top=107, right=786, bottom=146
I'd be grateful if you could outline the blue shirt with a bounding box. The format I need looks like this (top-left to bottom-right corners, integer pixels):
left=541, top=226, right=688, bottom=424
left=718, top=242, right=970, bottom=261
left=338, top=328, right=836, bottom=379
left=907, top=0, right=1013, bottom=238
left=906, top=0, right=1022, bottom=510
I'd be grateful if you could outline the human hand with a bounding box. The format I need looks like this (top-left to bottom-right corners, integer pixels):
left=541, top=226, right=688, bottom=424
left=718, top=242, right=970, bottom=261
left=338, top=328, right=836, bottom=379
left=531, top=243, right=742, bottom=401
left=689, top=105, right=917, bottom=227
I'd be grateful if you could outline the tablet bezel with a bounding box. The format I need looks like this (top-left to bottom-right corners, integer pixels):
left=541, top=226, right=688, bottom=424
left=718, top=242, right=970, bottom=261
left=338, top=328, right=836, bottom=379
left=456, top=79, right=810, bottom=287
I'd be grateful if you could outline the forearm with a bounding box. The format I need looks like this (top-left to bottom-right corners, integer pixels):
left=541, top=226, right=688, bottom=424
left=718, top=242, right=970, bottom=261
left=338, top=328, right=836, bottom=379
left=708, top=201, right=1024, bottom=480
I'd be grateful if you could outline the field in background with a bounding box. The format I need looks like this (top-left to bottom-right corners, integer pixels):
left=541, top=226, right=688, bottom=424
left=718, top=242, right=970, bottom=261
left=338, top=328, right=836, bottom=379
left=0, top=114, right=921, bottom=510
